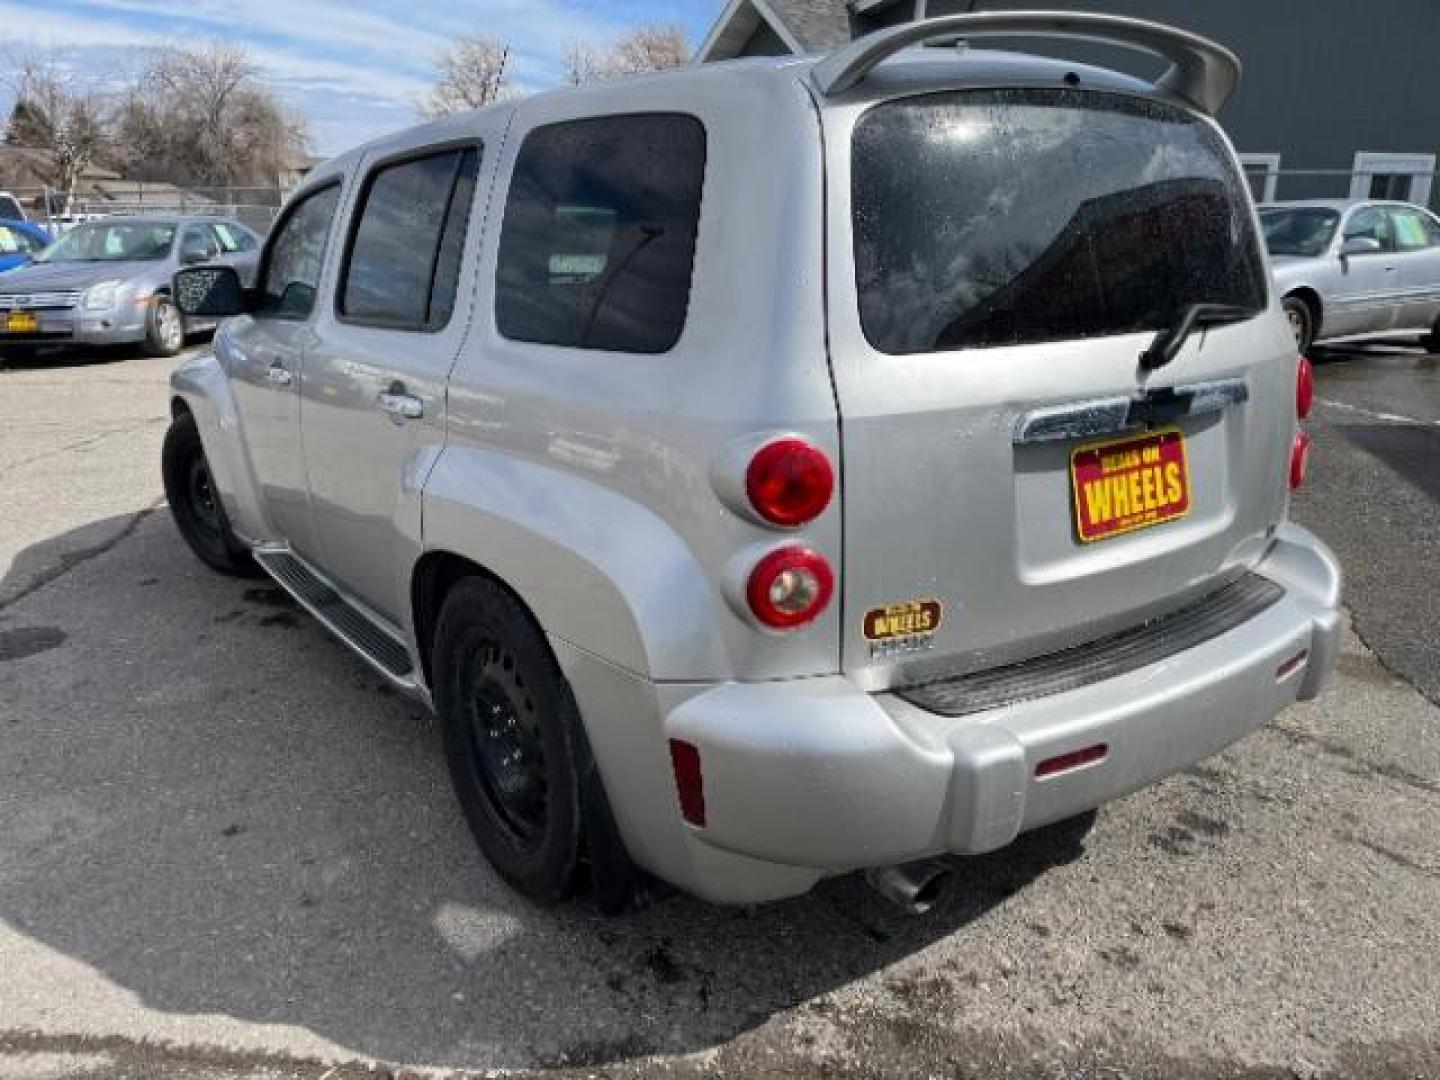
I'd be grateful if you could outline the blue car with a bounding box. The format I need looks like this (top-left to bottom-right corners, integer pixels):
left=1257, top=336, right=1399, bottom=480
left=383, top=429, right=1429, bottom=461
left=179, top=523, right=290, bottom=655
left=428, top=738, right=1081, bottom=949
left=0, top=220, right=52, bottom=274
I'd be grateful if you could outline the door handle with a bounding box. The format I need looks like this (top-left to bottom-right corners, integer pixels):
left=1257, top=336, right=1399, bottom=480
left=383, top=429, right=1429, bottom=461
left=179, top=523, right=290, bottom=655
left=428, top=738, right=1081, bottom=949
left=266, top=361, right=293, bottom=387
left=378, top=383, right=424, bottom=422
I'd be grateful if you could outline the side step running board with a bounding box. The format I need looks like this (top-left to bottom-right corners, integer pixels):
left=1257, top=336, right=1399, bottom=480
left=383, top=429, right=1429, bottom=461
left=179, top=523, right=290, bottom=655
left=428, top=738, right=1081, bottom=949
left=253, top=549, right=416, bottom=686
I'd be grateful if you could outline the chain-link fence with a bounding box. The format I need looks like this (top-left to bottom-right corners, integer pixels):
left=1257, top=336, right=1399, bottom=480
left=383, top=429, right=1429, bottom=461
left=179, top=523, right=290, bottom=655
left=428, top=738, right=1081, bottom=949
left=0, top=185, right=287, bottom=237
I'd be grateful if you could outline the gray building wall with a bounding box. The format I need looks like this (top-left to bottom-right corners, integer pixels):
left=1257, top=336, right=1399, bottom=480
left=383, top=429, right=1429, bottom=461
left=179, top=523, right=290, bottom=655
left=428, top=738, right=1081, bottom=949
left=937, top=0, right=1440, bottom=208
left=732, top=0, right=1440, bottom=209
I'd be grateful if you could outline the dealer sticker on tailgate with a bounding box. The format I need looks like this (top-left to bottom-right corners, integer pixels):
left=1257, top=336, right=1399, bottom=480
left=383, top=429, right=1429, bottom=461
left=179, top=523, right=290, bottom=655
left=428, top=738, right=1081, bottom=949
left=1071, top=427, right=1191, bottom=543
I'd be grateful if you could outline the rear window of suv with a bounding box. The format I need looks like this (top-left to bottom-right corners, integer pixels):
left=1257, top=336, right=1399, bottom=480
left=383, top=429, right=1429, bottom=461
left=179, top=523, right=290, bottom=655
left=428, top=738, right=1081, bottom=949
left=852, top=88, right=1266, bottom=355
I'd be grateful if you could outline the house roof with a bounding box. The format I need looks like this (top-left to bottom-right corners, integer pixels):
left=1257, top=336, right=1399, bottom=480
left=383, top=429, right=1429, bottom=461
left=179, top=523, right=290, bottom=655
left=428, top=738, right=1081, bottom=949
left=0, top=146, right=120, bottom=192
left=698, top=0, right=851, bottom=62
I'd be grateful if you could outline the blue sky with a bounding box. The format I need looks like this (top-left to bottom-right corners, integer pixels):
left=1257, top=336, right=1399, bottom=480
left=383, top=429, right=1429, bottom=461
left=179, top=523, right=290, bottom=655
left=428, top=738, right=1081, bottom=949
left=0, top=0, right=728, bottom=155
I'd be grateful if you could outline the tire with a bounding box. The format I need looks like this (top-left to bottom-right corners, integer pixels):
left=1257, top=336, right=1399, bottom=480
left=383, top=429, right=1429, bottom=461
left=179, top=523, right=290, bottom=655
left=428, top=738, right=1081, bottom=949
left=1283, top=295, right=1316, bottom=354
left=142, top=294, right=186, bottom=358
left=1424, top=314, right=1440, bottom=355
left=161, top=411, right=260, bottom=577
left=434, top=577, right=587, bottom=904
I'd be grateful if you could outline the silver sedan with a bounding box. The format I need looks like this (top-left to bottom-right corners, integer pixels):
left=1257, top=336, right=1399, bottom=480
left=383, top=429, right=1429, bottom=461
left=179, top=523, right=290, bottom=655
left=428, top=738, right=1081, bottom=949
left=1263, top=199, right=1440, bottom=353
left=0, top=215, right=260, bottom=359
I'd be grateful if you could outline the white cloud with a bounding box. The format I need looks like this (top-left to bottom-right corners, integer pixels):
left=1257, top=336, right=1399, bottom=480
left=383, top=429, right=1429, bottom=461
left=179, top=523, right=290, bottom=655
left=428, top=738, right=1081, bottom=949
left=0, top=0, right=641, bottom=153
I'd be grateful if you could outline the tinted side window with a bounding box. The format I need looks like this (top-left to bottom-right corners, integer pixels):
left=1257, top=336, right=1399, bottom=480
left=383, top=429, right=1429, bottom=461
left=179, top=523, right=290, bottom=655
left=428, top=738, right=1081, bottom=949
left=1344, top=207, right=1393, bottom=251
left=261, top=185, right=341, bottom=319
left=339, top=147, right=480, bottom=331
left=496, top=114, right=706, bottom=354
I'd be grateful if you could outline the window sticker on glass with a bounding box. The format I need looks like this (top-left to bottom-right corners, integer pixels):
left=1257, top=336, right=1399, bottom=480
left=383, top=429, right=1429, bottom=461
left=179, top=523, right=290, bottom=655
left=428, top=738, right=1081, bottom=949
left=547, top=206, right=616, bottom=284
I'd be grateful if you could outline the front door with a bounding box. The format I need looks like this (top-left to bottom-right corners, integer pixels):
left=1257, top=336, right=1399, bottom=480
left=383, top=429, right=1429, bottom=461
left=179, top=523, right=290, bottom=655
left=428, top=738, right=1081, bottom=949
left=1327, top=206, right=1399, bottom=338
left=302, top=142, right=489, bottom=622
left=224, top=183, right=343, bottom=560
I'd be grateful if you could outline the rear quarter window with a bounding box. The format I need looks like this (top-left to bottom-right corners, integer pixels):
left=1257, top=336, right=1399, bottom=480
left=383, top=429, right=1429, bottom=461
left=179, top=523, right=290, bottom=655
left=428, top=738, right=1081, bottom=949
left=495, top=113, right=706, bottom=354
left=852, top=88, right=1267, bottom=355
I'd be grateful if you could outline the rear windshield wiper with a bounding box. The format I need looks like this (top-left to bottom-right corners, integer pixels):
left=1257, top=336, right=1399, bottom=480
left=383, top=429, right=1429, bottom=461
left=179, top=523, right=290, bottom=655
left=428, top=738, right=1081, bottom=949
left=1140, top=303, right=1256, bottom=372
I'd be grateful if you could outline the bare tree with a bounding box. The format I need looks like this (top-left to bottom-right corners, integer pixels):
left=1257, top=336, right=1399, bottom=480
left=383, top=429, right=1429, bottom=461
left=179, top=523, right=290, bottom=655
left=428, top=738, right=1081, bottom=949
left=423, top=36, right=511, bottom=117
left=111, top=42, right=308, bottom=191
left=566, top=24, right=690, bottom=85
left=1, top=49, right=109, bottom=211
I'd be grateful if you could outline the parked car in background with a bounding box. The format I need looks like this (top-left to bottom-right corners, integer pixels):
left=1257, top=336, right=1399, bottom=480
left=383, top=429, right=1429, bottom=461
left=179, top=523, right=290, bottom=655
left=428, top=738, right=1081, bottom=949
left=0, top=220, right=51, bottom=273
left=1262, top=199, right=1440, bottom=352
left=0, top=215, right=260, bottom=360
left=0, top=192, right=27, bottom=223
left=163, top=11, right=1339, bottom=912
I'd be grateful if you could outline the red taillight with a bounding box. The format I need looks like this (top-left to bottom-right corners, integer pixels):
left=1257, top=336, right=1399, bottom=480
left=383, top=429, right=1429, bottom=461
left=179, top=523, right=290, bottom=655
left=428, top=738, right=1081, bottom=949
left=747, top=545, right=834, bottom=630
left=669, top=739, right=706, bottom=826
left=1289, top=429, right=1312, bottom=491
left=1296, top=356, right=1315, bottom=419
left=746, top=438, right=834, bottom=527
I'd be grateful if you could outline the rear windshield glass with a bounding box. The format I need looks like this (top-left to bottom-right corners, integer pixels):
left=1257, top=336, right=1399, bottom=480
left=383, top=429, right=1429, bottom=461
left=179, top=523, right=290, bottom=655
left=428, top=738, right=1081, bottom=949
left=1260, top=207, right=1340, bottom=257
left=852, top=88, right=1266, bottom=355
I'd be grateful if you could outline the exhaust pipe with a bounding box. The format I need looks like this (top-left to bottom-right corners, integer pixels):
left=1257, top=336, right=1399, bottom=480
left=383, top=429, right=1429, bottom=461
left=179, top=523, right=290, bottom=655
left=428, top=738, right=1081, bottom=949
left=865, top=860, right=953, bottom=915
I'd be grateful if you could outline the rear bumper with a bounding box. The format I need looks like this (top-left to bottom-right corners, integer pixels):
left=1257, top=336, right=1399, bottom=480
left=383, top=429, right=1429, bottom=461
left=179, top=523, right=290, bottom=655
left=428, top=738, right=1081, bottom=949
left=660, top=523, right=1339, bottom=902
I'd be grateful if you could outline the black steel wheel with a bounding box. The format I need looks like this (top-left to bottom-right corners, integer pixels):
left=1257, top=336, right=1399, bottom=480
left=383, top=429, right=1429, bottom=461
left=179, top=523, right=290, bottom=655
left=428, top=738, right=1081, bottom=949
left=161, top=411, right=260, bottom=577
left=434, top=577, right=585, bottom=903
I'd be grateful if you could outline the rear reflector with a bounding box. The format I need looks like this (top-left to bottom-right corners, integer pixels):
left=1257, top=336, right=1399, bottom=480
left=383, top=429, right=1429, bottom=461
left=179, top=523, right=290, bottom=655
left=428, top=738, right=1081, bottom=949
left=1296, top=356, right=1315, bottom=419
left=669, top=738, right=706, bottom=826
left=1276, top=649, right=1310, bottom=681
left=1289, top=429, right=1312, bottom=491
left=1035, top=743, right=1108, bottom=779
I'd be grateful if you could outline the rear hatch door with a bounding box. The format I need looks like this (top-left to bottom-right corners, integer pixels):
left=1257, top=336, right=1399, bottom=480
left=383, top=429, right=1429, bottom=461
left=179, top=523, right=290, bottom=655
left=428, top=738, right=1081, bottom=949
left=824, top=85, right=1297, bottom=691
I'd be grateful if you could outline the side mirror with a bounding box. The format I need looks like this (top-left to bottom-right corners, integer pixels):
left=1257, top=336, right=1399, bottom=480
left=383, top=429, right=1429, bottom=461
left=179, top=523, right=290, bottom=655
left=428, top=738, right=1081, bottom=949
left=179, top=242, right=213, bottom=266
left=1340, top=236, right=1382, bottom=256
left=173, top=265, right=248, bottom=318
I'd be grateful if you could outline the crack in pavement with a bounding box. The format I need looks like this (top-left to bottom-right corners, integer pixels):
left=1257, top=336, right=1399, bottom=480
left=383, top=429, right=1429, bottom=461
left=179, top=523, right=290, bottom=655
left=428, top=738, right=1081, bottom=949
left=0, top=499, right=164, bottom=613
left=1271, top=720, right=1440, bottom=797
left=0, top=416, right=168, bottom=479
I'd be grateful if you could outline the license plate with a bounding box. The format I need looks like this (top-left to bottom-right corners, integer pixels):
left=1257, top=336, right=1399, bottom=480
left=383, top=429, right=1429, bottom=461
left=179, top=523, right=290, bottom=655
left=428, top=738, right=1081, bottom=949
left=1071, top=427, right=1191, bottom=543
left=4, top=310, right=38, bottom=334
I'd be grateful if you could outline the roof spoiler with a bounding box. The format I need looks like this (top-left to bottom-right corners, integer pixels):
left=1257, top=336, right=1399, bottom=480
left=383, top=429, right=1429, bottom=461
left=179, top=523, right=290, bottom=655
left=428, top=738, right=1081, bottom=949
left=809, top=10, right=1241, bottom=116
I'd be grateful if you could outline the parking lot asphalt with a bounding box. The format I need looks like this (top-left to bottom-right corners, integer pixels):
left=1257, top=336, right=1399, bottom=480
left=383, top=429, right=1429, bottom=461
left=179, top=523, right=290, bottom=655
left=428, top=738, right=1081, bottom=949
left=1, top=343, right=1439, bottom=1079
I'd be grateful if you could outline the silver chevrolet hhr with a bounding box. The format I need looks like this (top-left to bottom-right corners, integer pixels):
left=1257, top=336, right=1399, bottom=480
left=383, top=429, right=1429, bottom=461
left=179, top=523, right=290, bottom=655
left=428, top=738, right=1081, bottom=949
left=164, top=12, right=1342, bottom=911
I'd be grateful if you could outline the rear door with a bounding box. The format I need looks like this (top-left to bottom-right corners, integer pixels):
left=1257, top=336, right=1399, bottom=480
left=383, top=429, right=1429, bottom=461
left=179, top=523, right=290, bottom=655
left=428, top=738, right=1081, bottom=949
left=301, top=140, right=489, bottom=622
left=824, top=86, right=1295, bottom=692
left=1387, top=205, right=1440, bottom=331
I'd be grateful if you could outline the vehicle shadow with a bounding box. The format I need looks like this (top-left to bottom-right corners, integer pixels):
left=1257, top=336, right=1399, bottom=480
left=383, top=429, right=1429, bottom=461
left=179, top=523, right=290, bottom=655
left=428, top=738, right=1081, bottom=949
left=0, top=513, right=1095, bottom=1070
left=0, top=333, right=214, bottom=371
left=1309, top=336, right=1435, bottom=365
left=1338, top=423, right=1440, bottom=503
